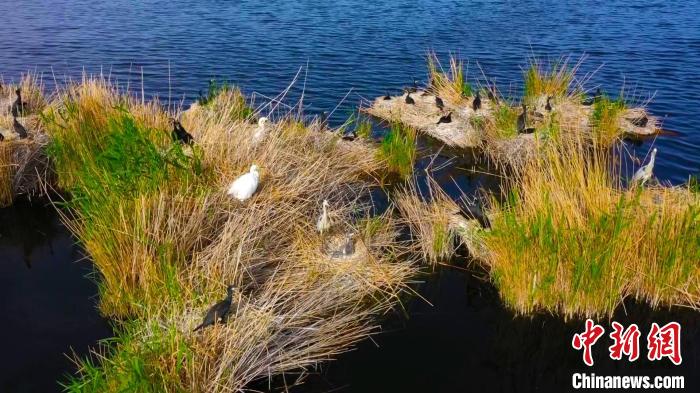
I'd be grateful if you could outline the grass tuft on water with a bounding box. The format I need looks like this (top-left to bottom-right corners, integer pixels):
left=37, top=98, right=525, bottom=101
left=42, top=78, right=415, bottom=392
left=523, top=57, right=576, bottom=101
left=378, top=122, right=417, bottom=179
left=481, top=134, right=700, bottom=318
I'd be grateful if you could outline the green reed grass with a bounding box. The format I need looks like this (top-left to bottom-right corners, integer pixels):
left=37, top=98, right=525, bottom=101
left=590, top=93, right=626, bottom=144
left=378, top=122, right=416, bottom=179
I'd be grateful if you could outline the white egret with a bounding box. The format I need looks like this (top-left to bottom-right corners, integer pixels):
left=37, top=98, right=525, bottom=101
left=631, top=148, right=658, bottom=186
left=252, top=117, right=269, bottom=145
left=316, top=199, right=332, bottom=234
left=227, top=165, right=260, bottom=201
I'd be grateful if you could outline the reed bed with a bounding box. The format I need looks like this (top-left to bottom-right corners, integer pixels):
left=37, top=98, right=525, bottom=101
left=41, top=79, right=416, bottom=392
left=480, top=135, right=700, bottom=318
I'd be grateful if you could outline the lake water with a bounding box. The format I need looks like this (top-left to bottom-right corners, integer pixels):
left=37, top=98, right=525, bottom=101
left=1, top=0, right=699, bottom=391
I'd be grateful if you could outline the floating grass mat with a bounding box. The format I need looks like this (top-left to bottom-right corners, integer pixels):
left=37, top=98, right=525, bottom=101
left=43, top=79, right=416, bottom=392
left=405, top=134, right=700, bottom=319
left=366, top=55, right=662, bottom=168
left=0, top=75, right=49, bottom=206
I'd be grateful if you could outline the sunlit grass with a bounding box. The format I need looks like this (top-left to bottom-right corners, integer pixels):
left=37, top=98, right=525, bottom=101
left=481, top=135, right=700, bottom=318
left=523, top=57, right=575, bottom=101
left=590, top=92, right=626, bottom=144
left=378, top=122, right=417, bottom=179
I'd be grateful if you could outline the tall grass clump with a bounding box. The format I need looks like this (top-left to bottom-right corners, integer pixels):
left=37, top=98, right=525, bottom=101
left=46, top=78, right=415, bottom=391
left=427, top=52, right=472, bottom=103
left=522, top=57, right=576, bottom=101
left=0, top=144, right=12, bottom=205
left=480, top=135, right=700, bottom=318
left=590, top=92, right=626, bottom=144
left=379, top=122, right=417, bottom=179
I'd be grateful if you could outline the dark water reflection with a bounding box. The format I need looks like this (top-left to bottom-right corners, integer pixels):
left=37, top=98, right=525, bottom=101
left=0, top=199, right=112, bottom=393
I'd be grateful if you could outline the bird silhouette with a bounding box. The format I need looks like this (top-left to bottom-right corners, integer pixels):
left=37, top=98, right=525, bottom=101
left=383, top=91, right=392, bottom=100
left=436, top=111, right=452, bottom=125
left=171, top=119, right=194, bottom=145
left=13, top=116, right=28, bottom=139
left=342, top=129, right=357, bottom=141
left=472, top=91, right=482, bottom=111
left=516, top=104, right=527, bottom=133
left=630, top=116, right=648, bottom=127
left=11, top=88, right=28, bottom=117
left=631, top=148, right=658, bottom=186
left=405, top=92, right=415, bottom=105
left=435, top=96, right=444, bottom=110
left=193, top=285, right=236, bottom=331
left=545, top=96, right=552, bottom=112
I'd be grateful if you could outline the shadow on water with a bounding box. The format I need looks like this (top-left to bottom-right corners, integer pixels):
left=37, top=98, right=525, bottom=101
left=0, top=198, right=112, bottom=393
left=260, top=261, right=700, bottom=393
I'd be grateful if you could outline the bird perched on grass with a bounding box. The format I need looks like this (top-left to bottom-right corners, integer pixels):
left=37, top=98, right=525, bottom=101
left=545, top=96, right=553, bottom=112
left=436, top=111, right=452, bottom=125
left=11, top=88, right=28, bottom=118
left=193, top=285, right=236, bottom=331
left=170, top=119, right=194, bottom=145
left=227, top=165, right=260, bottom=201
left=317, top=199, right=332, bottom=234
left=341, top=129, right=357, bottom=141
left=13, top=116, right=28, bottom=139
left=435, top=96, right=444, bottom=110
left=252, top=117, right=269, bottom=145
left=630, top=115, right=648, bottom=127
left=383, top=91, right=392, bottom=100
left=407, top=78, right=418, bottom=93
left=631, top=148, right=658, bottom=186
left=472, top=91, right=482, bottom=111
left=582, top=88, right=602, bottom=106
left=405, top=92, right=415, bottom=105
left=516, top=104, right=527, bottom=133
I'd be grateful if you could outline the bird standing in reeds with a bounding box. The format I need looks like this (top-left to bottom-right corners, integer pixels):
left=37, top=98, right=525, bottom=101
left=472, top=91, right=481, bottom=111
left=435, top=96, right=444, bottom=110
left=227, top=165, right=260, bottom=201
left=11, top=88, right=28, bottom=118
left=13, top=115, right=28, bottom=139
left=193, top=285, right=236, bottom=331
left=516, top=104, right=527, bottom=133
left=170, top=119, right=194, bottom=145
left=252, top=117, right=269, bottom=145
left=545, top=96, right=552, bottom=112
left=405, top=92, right=415, bottom=105
left=631, top=148, right=658, bottom=186
left=317, top=199, right=332, bottom=234
left=436, top=111, right=452, bottom=125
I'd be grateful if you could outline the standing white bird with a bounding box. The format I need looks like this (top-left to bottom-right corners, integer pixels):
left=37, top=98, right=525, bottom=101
left=227, top=165, right=260, bottom=201
left=316, top=199, right=332, bottom=234
left=631, top=148, right=658, bottom=186
left=251, top=117, right=269, bottom=145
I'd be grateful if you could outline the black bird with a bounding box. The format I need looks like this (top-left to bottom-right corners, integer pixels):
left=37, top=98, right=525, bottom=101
left=457, top=201, right=491, bottom=229
left=435, top=96, right=444, bottom=110
left=436, top=111, right=452, bottom=125
left=545, top=96, right=552, bottom=112
left=582, top=88, right=602, bottom=106
left=383, top=91, right=392, bottom=100
left=630, top=115, right=648, bottom=127
left=405, top=92, right=415, bottom=105
left=11, top=88, right=28, bottom=118
left=193, top=285, right=236, bottom=331
left=342, top=129, right=357, bottom=141
left=319, top=111, right=329, bottom=129
left=472, top=91, right=482, bottom=111
left=171, top=119, right=194, bottom=145
left=516, top=104, right=528, bottom=133
left=13, top=116, right=28, bottom=139
left=407, top=78, right=418, bottom=93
